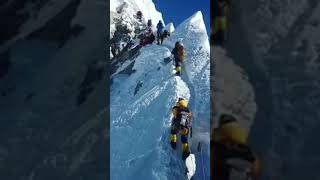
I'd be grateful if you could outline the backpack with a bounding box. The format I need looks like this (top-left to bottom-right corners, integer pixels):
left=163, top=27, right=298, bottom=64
left=177, top=46, right=186, bottom=61
left=149, top=34, right=155, bottom=44
left=162, top=30, right=170, bottom=37
left=173, top=106, right=192, bottom=128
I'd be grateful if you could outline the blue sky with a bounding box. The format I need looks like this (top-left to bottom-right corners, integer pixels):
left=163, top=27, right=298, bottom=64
left=153, top=0, right=210, bottom=34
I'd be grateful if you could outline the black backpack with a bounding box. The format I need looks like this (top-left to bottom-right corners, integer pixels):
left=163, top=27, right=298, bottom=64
left=163, top=30, right=170, bottom=38
left=149, top=34, right=155, bottom=43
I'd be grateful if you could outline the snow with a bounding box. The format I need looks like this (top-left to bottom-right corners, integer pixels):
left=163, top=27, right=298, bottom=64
left=185, top=153, right=196, bottom=180
left=164, top=23, right=175, bottom=33
left=110, top=9, right=210, bottom=180
left=170, top=11, right=210, bottom=79
left=110, top=0, right=164, bottom=58
left=110, top=0, right=163, bottom=27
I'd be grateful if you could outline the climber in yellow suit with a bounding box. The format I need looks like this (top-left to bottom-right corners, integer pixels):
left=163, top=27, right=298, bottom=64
left=211, top=114, right=262, bottom=180
left=170, top=98, right=192, bottom=160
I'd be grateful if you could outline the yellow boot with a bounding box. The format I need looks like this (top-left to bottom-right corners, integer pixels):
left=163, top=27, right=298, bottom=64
left=170, top=134, right=177, bottom=149
left=175, top=66, right=181, bottom=76
left=182, top=143, right=189, bottom=153
left=182, top=143, right=190, bottom=160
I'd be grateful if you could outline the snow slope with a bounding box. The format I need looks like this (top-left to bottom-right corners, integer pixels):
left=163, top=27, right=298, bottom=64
left=110, top=11, right=210, bottom=180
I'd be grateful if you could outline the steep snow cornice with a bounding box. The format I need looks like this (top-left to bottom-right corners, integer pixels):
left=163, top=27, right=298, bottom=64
left=171, top=11, right=210, bottom=81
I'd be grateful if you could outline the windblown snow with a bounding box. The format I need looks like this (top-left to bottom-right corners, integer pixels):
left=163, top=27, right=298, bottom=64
left=110, top=8, right=210, bottom=180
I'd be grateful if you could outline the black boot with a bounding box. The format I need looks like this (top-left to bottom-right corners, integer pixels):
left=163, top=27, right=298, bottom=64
left=182, top=151, right=190, bottom=160
left=170, top=141, right=177, bottom=150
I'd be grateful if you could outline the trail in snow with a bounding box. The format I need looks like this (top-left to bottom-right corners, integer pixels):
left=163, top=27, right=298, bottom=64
left=163, top=29, right=209, bottom=179
left=165, top=24, right=210, bottom=180
left=170, top=11, right=210, bottom=180
left=161, top=50, right=199, bottom=180
left=159, top=48, right=206, bottom=180
left=181, top=62, right=205, bottom=180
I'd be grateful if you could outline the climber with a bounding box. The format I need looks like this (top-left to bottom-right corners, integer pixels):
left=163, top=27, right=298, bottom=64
left=111, top=42, right=117, bottom=57
left=211, top=114, right=262, bottom=180
left=156, top=20, right=164, bottom=45
left=213, top=0, right=230, bottom=46
left=159, top=30, right=170, bottom=45
left=147, top=19, right=152, bottom=28
left=171, top=41, right=186, bottom=76
left=136, top=11, right=143, bottom=22
left=139, top=28, right=155, bottom=46
left=170, top=98, right=193, bottom=160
